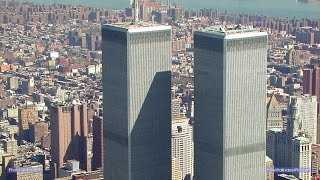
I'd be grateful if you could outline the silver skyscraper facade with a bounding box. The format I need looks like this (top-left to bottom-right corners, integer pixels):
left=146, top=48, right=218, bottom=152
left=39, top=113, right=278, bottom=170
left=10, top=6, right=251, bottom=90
left=102, top=23, right=172, bottom=180
left=194, top=26, right=268, bottom=180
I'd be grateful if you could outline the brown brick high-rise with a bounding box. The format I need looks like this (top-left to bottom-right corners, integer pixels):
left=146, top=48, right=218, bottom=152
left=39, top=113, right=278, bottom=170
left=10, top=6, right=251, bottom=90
left=303, top=65, right=320, bottom=110
left=50, top=103, right=89, bottom=178
left=50, top=105, right=72, bottom=169
left=303, top=64, right=320, bottom=144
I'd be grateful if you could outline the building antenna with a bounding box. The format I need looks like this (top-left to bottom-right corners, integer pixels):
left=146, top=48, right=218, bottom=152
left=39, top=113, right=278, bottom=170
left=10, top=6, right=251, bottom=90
left=217, top=22, right=225, bottom=33
left=134, top=0, right=139, bottom=23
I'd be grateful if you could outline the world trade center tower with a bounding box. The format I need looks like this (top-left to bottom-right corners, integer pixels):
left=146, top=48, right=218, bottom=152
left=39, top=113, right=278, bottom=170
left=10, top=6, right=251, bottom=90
left=194, top=26, right=268, bottom=180
left=102, top=23, right=172, bottom=180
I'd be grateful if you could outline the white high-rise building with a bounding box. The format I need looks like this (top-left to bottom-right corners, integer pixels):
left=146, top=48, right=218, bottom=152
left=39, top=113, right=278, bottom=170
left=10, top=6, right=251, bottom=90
left=172, top=116, right=194, bottom=180
left=172, top=157, right=183, bottom=180
left=291, top=137, right=311, bottom=180
left=287, top=95, right=317, bottom=144
left=194, top=25, right=268, bottom=180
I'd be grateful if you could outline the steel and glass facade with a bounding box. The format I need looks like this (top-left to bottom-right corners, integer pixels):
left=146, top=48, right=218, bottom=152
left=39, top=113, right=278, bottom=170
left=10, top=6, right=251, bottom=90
left=102, top=24, right=172, bottom=180
left=194, top=29, right=268, bottom=180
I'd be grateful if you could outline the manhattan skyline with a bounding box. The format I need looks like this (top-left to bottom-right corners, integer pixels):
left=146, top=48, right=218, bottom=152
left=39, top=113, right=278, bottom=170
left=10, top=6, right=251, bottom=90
left=0, top=0, right=319, bottom=179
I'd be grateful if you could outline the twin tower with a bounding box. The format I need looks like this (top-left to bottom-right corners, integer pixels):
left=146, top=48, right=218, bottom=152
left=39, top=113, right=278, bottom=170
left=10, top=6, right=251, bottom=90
left=102, top=23, right=268, bottom=180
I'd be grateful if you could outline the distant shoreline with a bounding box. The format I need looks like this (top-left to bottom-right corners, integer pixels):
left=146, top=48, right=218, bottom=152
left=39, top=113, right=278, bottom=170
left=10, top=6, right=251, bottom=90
left=19, top=0, right=320, bottom=19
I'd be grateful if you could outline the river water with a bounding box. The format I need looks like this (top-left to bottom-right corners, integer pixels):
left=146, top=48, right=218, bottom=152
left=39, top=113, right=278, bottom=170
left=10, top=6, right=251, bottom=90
left=22, top=0, right=320, bottom=18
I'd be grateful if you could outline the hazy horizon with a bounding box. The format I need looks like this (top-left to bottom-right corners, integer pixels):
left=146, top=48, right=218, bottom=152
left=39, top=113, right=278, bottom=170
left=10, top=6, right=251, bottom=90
left=20, top=0, right=320, bottom=18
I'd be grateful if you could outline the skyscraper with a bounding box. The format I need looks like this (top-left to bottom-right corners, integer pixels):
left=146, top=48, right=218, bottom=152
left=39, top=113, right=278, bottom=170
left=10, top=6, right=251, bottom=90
left=50, top=102, right=90, bottom=178
left=50, top=104, right=72, bottom=168
left=266, top=93, right=286, bottom=130
left=102, top=23, right=172, bottom=180
left=303, top=64, right=320, bottom=145
left=194, top=26, right=268, bottom=180
left=172, top=157, right=183, bottom=180
left=267, top=121, right=313, bottom=179
left=287, top=95, right=317, bottom=144
left=302, top=64, right=320, bottom=112
left=92, top=116, right=103, bottom=171
left=291, top=137, right=311, bottom=180
left=266, top=128, right=288, bottom=168
left=171, top=116, right=194, bottom=180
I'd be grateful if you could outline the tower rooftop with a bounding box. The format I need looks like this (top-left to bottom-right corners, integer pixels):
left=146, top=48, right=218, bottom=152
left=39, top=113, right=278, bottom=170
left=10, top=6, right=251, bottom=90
left=294, top=136, right=310, bottom=143
left=195, top=24, right=267, bottom=39
left=269, top=128, right=282, bottom=133
left=203, top=24, right=256, bottom=34
left=102, top=22, right=171, bottom=33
